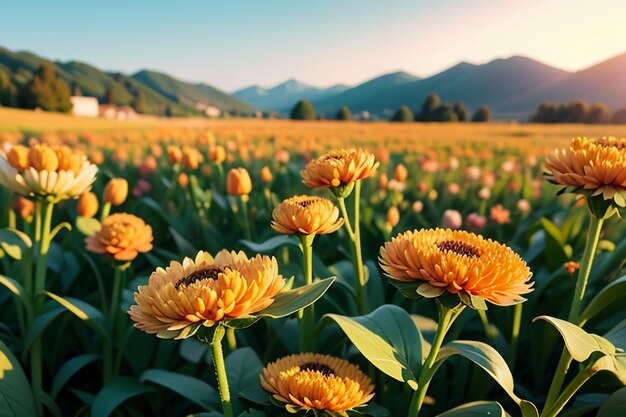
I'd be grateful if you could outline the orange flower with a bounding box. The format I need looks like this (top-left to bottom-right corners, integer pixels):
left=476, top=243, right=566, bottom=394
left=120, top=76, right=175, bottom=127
left=271, top=195, right=343, bottom=235
left=103, top=178, right=128, bottom=206
left=178, top=172, right=189, bottom=188
left=261, top=353, right=374, bottom=413
left=260, top=166, right=273, bottom=183
left=394, top=163, right=408, bottom=182
left=545, top=137, right=626, bottom=204
left=14, top=195, right=34, bottom=220
left=386, top=206, right=400, bottom=228
left=77, top=191, right=99, bottom=218
left=379, top=228, right=533, bottom=306
left=85, top=213, right=153, bottom=261
left=490, top=204, right=511, bottom=224
left=128, top=250, right=285, bottom=339
left=564, top=261, right=581, bottom=275
left=209, top=145, right=226, bottom=163
left=301, top=148, right=379, bottom=189
left=181, top=146, right=203, bottom=170
left=227, top=167, right=252, bottom=196
left=167, top=146, right=183, bottom=164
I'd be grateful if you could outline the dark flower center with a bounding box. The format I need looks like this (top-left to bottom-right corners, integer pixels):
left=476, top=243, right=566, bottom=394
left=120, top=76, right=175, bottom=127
left=321, top=154, right=343, bottom=162
left=297, top=198, right=317, bottom=208
left=175, top=266, right=224, bottom=289
left=437, top=240, right=481, bottom=258
left=300, top=362, right=335, bottom=376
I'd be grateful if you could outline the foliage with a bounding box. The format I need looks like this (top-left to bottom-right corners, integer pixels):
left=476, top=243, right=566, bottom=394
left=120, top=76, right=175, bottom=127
left=290, top=99, right=316, bottom=120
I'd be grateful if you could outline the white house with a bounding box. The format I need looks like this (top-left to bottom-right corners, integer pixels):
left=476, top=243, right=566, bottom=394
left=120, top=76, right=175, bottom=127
left=70, top=96, right=99, bottom=117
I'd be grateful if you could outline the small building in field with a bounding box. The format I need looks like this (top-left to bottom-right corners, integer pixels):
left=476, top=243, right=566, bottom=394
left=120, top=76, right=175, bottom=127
left=70, top=96, right=99, bottom=117
left=195, top=102, right=222, bottom=118
left=99, top=105, right=138, bottom=121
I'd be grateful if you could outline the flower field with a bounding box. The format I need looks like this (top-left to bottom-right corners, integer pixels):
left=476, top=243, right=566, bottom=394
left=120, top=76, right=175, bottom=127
left=1, top=115, right=626, bottom=417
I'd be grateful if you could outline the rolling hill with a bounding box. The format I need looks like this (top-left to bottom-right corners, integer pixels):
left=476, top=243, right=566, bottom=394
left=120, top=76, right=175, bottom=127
left=0, top=46, right=254, bottom=116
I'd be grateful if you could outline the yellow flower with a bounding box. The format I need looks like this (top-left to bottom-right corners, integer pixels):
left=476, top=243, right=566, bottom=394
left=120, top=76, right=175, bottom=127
left=85, top=213, right=153, bottom=261
left=103, top=178, right=128, bottom=206
left=379, top=228, right=533, bottom=306
left=0, top=143, right=97, bottom=202
left=271, top=195, right=343, bottom=235
left=77, top=191, right=99, bottom=218
left=301, top=148, right=379, bottom=189
left=128, top=250, right=285, bottom=339
left=261, top=353, right=374, bottom=414
left=545, top=137, right=626, bottom=203
left=227, top=167, right=252, bottom=196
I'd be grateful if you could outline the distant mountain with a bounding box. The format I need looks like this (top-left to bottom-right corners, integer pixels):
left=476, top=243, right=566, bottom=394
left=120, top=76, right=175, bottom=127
left=232, top=79, right=349, bottom=111
left=312, top=71, right=421, bottom=115
left=0, top=46, right=253, bottom=116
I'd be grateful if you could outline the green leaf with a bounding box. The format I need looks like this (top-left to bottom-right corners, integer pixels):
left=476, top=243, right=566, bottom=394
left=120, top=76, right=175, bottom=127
left=49, top=221, right=71, bottom=241
left=258, top=277, right=335, bottom=318
left=580, top=275, right=626, bottom=324
left=435, top=340, right=537, bottom=417
left=226, top=348, right=263, bottom=416
left=597, top=387, right=626, bottom=417
left=0, top=338, right=37, bottom=417
left=140, top=369, right=220, bottom=411
left=605, top=319, right=626, bottom=351
left=437, top=401, right=508, bottom=417
left=44, top=292, right=110, bottom=340
left=91, top=377, right=154, bottom=417
left=326, top=305, right=422, bottom=389
left=0, top=275, right=24, bottom=298
left=386, top=278, right=424, bottom=300
left=534, top=316, right=615, bottom=362
left=239, top=235, right=299, bottom=253
left=51, top=353, right=100, bottom=398
left=540, top=218, right=569, bottom=269
left=561, top=393, right=609, bottom=417
left=0, top=228, right=32, bottom=260
left=23, top=308, right=66, bottom=352
left=76, top=216, right=101, bottom=236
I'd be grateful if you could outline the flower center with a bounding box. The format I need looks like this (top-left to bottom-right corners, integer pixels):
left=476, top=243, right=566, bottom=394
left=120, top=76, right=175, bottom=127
left=296, top=198, right=317, bottom=208
left=175, top=266, right=225, bottom=289
left=300, top=362, right=335, bottom=376
left=437, top=240, right=481, bottom=258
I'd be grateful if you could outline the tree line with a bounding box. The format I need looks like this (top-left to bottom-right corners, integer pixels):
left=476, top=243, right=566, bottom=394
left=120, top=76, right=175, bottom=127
left=532, top=100, right=626, bottom=124
left=290, top=93, right=491, bottom=122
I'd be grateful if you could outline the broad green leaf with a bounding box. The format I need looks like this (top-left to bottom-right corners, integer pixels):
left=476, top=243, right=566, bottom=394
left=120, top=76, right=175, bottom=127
left=561, top=393, right=609, bottom=417
left=597, top=387, right=626, bottom=417
left=0, top=339, right=37, bottom=417
left=44, top=292, right=110, bottom=340
left=258, top=277, right=335, bottom=318
left=51, top=353, right=100, bottom=398
left=239, top=235, right=299, bottom=253
left=591, top=354, right=626, bottom=385
left=226, top=348, right=263, bottom=416
left=0, top=228, right=32, bottom=260
left=23, top=308, right=66, bottom=352
left=140, top=369, right=220, bottom=411
left=540, top=217, right=570, bottom=269
left=580, top=276, right=626, bottom=324
left=0, top=275, right=24, bottom=298
left=76, top=216, right=101, bottom=236
left=534, top=316, right=615, bottom=362
left=437, top=401, right=508, bottom=417
left=327, top=305, right=422, bottom=389
left=604, top=319, right=626, bottom=351
left=91, top=377, right=154, bottom=417
left=169, top=226, right=198, bottom=255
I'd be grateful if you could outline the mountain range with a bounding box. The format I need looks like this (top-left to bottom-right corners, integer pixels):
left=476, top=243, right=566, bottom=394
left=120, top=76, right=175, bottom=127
left=1, top=45, right=625, bottom=120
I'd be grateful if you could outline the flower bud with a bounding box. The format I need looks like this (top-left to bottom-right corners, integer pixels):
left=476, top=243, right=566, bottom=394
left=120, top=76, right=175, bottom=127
left=260, top=166, right=273, bottom=183
left=412, top=200, right=423, bottom=213
left=182, top=146, right=202, bottom=170
left=466, top=212, right=487, bottom=230
left=478, top=187, right=491, bottom=200
left=103, top=178, right=128, bottom=206
left=386, top=206, right=400, bottom=228
left=177, top=172, right=189, bottom=188
left=394, top=163, right=408, bottom=182
left=29, top=144, right=59, bottom=172
left=517, top=199, right=531, bottom=214
left=442, top=209, right=462, bottom=229
left=77, top=191, right=99, bottom=218
left=167, top=146, right=182, bottom=164
left=379, top=173, right=389, bottom=190
left=7, top=144, right=30, bottom=170
left=209, top=145, right=226, bottom=163
left=14, top=196, right=34, bottom=220
left=227, top=168, right=252, bottom=195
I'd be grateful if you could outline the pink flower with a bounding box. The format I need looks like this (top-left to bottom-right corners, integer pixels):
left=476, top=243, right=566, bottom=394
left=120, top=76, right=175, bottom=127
left=466, top=212, right=487, bottom=229
left=442, top=209, right=462, bottom=229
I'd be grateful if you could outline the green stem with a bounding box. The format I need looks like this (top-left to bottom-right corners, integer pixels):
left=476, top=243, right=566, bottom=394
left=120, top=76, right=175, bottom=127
left=407, top=301, right=465, bottom=417
left=542, top=365, right=595, bottom=417
left=544, top=215, right=604, bottom=410
left=109, top=267, right=123, bottom=323
left=477, top=309, right=495, bottom=345
left=240, top=196, right=252, bottom=241
left=100, top=202, right=111, bottom=221
left=226, top=327, right=237, bottom=351
left=34, top=201, right=41, bottom=242
left=299, top=237, right=315, bottom=352
left=211, top=326, right=234, bottom=417
left=509, top=303, right=523, bottom=369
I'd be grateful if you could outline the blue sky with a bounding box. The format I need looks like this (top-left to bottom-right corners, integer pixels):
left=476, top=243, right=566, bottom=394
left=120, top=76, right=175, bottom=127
left=1, top=0, right=625, bottom=91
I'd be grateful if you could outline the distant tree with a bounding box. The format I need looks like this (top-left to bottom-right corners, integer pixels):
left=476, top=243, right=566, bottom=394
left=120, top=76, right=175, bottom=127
left=290, top=100, right=316, bottom=120
left=335, top=106, right=352, bottom=121
left=471, top=105, right=491, bottom=122
left=71, top=82, right=82, bottom=96
left=422, top=93, right=441, bottom=115
left=453, top=102, right=468, bottom=122
left=563, top=100, right=589, bottom=123
left=585, top=103, right=610, bottom=124
left=391, top=105, right=414, bottom=122
left=432, top=102, right=458, bottom=122
left=132, top=90, right=150, bottom=114
left=22, top=63, right=72, bottom=113
left=0, top=69, right=17, bottom=107
left=164, top=105, right=174, bottom=117
left=611, top=108, right=626, bottom=124
left=533, top=102, right=557, bottom=123
left=105, top=86, right=116, bottom=105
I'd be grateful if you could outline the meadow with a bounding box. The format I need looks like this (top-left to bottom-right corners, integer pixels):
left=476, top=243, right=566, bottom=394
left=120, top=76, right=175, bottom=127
left=1, top=108, right=626, bottom=417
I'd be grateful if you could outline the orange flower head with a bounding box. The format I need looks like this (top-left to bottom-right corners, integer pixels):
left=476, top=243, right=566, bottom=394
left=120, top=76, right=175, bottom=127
left=260, top=166, right=273, bottom=183
left=272, top=195, right=343, bottom=236
left=261, top=353, right=374, bottom=414
left=301, top=148, right=379, bottom=189
left=103, top=178, right=128, bottom=206
left=209, top=145, right=226, bottom=163
left=7, top=145, right=30, bottom=171
left=379, top=228, right=533, bottom=306
left=85, top=213, right=153, bottom=262
left=128, top=250, right=285, bottom=339
left=394, top=163, right=408, bottom=182
left=29, top=144, right=59, bottom=172
left=182, top=146, right=203, bottom=170
left=545, top=137, right=626, bottom=204
left=227, top=167, right=252, bottom=196
left=490, top=204, right=511, bottom=224
left=564, top=261, right=581, bottom=275
left=167, top=145, right=183, bottom=164
left=386, top=206, right=400, bottom=228
left=178, top=172, right=189, bottom=188
left=77, top=191, right=99, bottom=218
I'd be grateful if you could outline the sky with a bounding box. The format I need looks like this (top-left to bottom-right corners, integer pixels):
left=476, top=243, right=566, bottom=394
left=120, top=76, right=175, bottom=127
left=1, top=0, right=625, bottom=92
